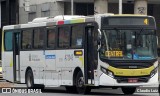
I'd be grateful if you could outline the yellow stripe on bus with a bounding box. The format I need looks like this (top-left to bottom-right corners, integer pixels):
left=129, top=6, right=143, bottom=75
left=1, top=31, right=4, bottom=52
left=10, top=59, right=13, bottom=67
left=79, top=56, right=84, bottom=67
left=0, top=67, right=2, bottom=72
left=108, top=65, right=154, bottom=76
left=114, top=14, right=147, bottom=16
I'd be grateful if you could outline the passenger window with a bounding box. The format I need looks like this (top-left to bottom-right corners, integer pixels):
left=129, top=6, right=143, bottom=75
left=71, top=24, right=83, bottom=48
left=47, top=29, right=56, bottom=48
left=22, top=29, right=32, bottom=49
left=4, top=31, right=13, bottom=51
left=58, top=26, right=70, bottom=48
left=33, top=28, right=44, bottom=49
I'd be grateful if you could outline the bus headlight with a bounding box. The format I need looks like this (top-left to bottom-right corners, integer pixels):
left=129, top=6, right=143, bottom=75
left=150, top=67, right=158, bottom=78
left=101, top=66, right=114, bottom=78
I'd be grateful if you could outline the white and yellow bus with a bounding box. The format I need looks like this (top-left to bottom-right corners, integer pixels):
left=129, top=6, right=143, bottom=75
left=2, top=14, right=158, bottom=94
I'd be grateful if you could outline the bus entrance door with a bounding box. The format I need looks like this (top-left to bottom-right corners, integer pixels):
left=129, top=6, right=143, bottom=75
left=85, top=27, right=95, bottom=85
left=13, top=32, right=21, bottom=82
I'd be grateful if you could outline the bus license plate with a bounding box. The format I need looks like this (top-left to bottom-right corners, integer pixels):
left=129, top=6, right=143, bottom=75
left=128, top=78, right=138, bottom=83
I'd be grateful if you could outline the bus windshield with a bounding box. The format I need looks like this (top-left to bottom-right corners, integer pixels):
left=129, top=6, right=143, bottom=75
left=99, top=29, right=157, bottom=60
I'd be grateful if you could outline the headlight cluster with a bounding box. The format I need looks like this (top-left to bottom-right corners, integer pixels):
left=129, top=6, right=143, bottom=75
left=101, top=66, right=114, bottom=78
left=150, top=67, right=158, bottom=78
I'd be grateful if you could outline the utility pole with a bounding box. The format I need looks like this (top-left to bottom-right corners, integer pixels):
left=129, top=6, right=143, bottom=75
left=71, top=0, right=74, bottom=15
left=119, top=0, right=122, bottom=14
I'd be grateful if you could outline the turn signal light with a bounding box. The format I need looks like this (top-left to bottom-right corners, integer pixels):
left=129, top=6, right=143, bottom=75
left=74, top=50, right=83, bottom=56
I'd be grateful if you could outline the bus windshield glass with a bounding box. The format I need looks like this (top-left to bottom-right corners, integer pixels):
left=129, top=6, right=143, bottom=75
left=99, top=29, right=157, bottom=60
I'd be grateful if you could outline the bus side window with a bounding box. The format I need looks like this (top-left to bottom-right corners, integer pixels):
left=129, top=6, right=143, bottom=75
left=58, top=26, right=70, bottom=48
left=71, top=24, right=83, bottom=48
left=4, top=31, right=13, bottom=51
left=25, top=44, right=32, bottom=49
left=47, top=29, right=56, bottom=48
left=33, top=28, right=44, bottom=49
left=22, top=29, right=32, bottom=49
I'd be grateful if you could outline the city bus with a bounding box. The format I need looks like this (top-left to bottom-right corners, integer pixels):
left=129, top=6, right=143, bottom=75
left=1, top=14, right=158, bottom=94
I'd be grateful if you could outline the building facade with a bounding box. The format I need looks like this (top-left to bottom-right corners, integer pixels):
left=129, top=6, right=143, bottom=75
left=18, top=0, right=160, bottom=22
left=19, top=0, right=160, bottom=50
left=0, top=0, right=18, bottom=58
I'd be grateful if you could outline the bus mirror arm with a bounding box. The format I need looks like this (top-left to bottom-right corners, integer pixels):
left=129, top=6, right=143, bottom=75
left=157, top=36, right=158, bottom=46
left=98, top=29, right=102, bottom=45
left=98, top=29, right=102, bottom=40
left=97, top=43, right=101, bottom=52
left=97, top=29, right=102, bottom=51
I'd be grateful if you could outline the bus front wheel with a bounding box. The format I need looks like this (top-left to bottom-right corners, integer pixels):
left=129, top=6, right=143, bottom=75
left=26, top=69, right=34, bottom=88
left=121, top=87, right=136, bottom=95
left=76, top=71, right=91, bottom=94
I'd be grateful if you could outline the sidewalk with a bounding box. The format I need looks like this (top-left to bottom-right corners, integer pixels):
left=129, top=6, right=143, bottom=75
left=0, top=82, right=14, bottom=87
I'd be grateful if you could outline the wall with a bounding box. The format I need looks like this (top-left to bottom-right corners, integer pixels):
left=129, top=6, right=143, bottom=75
left=19, top=0, right=64, bottom=24
left=108, top=3, right=118, bottom=14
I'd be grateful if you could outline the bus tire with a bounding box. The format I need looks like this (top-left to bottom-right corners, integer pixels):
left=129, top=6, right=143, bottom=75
left=26, top=69, right=34, bottom=88
left=121, top=87, right=136, bottom=95
left=76, top=71, right=91, bottom=94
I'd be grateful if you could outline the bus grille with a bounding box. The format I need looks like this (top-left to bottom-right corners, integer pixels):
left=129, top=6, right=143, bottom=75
left=111, top=62, right=153, bottom=69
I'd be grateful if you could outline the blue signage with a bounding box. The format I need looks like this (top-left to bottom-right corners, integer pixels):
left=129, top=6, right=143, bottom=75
left=45, top=55, right=56, bottom=59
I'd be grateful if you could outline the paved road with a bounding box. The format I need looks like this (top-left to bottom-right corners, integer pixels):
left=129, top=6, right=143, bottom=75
left=0, top=88, right=158, bottom=96
left=0, top=80, right=159, bottom=96
left=0, top=84, right=159, bottom=96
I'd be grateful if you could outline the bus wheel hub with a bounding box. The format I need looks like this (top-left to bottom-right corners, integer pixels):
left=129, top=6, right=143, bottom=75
left=78, top=77, right=84, bottom=87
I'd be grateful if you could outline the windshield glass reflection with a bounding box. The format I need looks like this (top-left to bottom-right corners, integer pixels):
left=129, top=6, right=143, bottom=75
left=99, top=29, right=157, bottom=60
